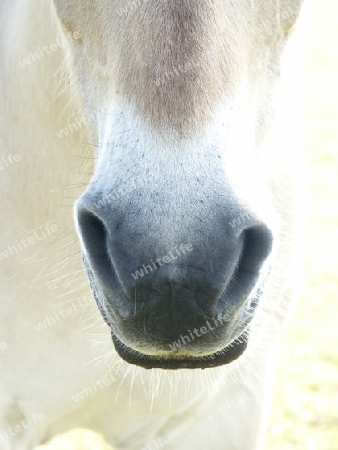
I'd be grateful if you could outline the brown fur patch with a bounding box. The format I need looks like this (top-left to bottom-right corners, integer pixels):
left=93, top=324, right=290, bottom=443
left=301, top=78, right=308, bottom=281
left=114, top=1, right=233, bottom=135
left=53, top=0, right=304, bottom=136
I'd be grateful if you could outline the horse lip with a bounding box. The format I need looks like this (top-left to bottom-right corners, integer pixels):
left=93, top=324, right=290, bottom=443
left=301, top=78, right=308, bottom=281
left=82, top=253, right=268, bottom=369
left=105, top=277, right=267, bottom=369
left=110, top=329, right=249, bottom=370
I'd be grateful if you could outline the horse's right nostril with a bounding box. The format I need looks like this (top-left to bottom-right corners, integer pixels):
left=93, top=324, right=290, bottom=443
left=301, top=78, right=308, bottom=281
left=76, top=208, right=112, bottom=277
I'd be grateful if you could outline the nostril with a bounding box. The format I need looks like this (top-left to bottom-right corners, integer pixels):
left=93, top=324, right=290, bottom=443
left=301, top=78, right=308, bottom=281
left=238, top=226, right=273, bottom=275
left=77, top=208, right=110, bottom=263
left=221, top=224, right=272, bottom=311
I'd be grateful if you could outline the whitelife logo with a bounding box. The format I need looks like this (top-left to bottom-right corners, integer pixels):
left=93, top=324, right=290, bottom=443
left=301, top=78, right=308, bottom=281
left=0, top=412, right=45, bottom=444
left=153, top=60, right=201, bottom=87
left=141, top=435, right=172, bottom=450
left=34, top=295, right=93, bottom=332
left=206, top=395, right=249, bottom=422
left=71, top=370, right=124, bottom=403
left=228, top=211, right=256, bottom=229
left=18, top=31, right=81, bottom=68
left=131, top=244, right=193, bottom=280
left=168, top=313, right=230, bottom=352
left=0, top=153, right=21, bottom=171
left=93, top=175, right=149, bottom=210
left=0, top=221, right=58, bottom=261
left=55, top=111, right=97, bottom=139
left=116, top=0, right=150, bottom=17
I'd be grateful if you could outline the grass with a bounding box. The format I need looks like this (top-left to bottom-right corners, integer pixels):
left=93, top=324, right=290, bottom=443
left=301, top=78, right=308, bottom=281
left=36, top=1, right=338, bottom=448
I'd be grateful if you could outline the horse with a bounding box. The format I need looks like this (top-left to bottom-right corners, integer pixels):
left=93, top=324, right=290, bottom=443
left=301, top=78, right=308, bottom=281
left=0, top=0, right=305, bottom=448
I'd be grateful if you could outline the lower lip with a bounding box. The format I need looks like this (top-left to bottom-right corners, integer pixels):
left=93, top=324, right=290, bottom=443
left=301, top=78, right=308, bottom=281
left=111, top=329, right=249, bottom=370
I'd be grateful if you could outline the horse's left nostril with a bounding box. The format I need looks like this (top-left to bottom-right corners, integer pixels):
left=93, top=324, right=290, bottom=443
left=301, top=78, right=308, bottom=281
left=222, top=225, right=272, bottom=307
left=238, top=226, right=273, bottom=274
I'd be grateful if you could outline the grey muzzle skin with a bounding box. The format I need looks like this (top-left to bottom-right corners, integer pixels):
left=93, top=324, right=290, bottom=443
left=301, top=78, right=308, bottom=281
left=76, top=182, right=273, bottom=370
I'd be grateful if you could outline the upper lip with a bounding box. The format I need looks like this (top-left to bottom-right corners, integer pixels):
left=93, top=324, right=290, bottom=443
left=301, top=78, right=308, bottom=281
left=83, top=253, right=269, bottom=368
left=101, top=276, right=262, bottom=344
left=101, top=284, right=260, bottom=369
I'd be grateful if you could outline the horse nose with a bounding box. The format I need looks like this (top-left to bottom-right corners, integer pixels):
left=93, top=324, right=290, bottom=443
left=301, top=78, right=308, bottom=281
left=75, top=195, right=273, bottom=329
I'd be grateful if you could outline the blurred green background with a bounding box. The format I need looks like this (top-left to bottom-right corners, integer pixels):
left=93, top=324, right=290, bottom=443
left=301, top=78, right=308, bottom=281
left=36, top=0, right=338, bottom=448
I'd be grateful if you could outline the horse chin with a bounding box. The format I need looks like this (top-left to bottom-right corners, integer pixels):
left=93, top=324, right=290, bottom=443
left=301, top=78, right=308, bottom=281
left=110, top=330, right=249, bottom=370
